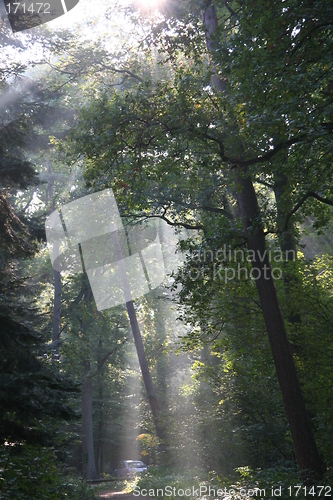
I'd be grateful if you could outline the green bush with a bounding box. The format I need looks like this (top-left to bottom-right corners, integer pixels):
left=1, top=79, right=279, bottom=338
left=0, top=444, right=97, bottom=500
left=126, top=464, right=333, bottom=500
left=127, top=466, right=206, bottom=499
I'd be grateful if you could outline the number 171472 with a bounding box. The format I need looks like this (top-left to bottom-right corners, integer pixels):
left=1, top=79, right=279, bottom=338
left=288, top=486, right=331, bottom=497
left=6, top=2, right=51, bottom=14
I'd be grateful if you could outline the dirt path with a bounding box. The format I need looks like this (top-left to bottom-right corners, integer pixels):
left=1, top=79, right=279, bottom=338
left=98, top=491, right=137, bottom=499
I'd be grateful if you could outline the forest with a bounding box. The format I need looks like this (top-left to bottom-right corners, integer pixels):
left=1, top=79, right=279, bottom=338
left=0, top=0, right=332, bottom=498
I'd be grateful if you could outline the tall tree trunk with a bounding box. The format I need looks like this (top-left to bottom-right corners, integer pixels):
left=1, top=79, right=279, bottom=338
left=110, top=227, right=163, bottom=439
left=234, top=166, right=325, bottom=482
left=46, top=172, right=61, bottom=363
left=274, top=170, right=298, bottom=257
left=202, top=3, right=325, bottom=482
left=96, top=396, right=104, bottom=477
left=81, top=283, right=98, bottom=480
left=52, top=251, right=61, bottom=362
left=96, top=334, right=104, bottom=477
left=273, top=167, right=302, bottom=336
left=81, top=359, right=98, bottom=480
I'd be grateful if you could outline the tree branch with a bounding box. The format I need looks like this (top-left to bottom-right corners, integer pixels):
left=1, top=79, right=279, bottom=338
left=197, top=130, right=307, bottom=167
left=92, top=340, right=126, bottom=378
left=127, top=210, right=204, bottom=231
left=98, top=62, right=144, bottom=83
left=224, top=1, right=240, bottom=21
left=160, top=214, right=204, bottom=230
left=239, top=135, right=307, bottom=166
left=289, top=21, right=333, bottom=57
left=285, top=191, right=333, bottom=230
left=201, top=204, right=233, bottom=219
